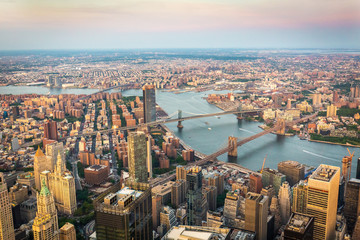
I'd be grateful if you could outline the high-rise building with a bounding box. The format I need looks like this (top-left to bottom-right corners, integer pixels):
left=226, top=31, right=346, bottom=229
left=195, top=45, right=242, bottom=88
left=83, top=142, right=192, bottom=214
left=344, top=178, right=360, bottom=236
left=0, top=173, right=15, bottom=240
left=94, top=182, right=152, bottom=240
left=312, top=93, right=322, bottom=106
left=152, top=195, right=162, bottom=230
left=40, top=152, right=77, bottom=215
left=12, top=106, right=20, bottom=119
left=203, top=185, right=217, bottom=211
left=326, top=104, right=337, bottom=118
left=292, top=180, right=308, bottom=214
left=277, top=161, right=305, bottom=186
left=143, top=85, right=156, bottom=123
left=269, top=197, right=281, bottom=232
left=223, top=191, right=242, bottom=228
left=250, top=173, right=263, bottom=193
left=176, top=166, right=188, bottom=181
left=146, top=135, right=152, bottom=179
left=333, top=90, right=339, bottom=103
left=186, top=167, right=207, bottom=226
left=278, top=182, right=291, bottom=225
left=261, top=168, right=286, bottom=195
left=208, top=172, right=224, bottom=195
left=171, top=179, right=186, bottom=207
left=260, top=185, right=274, bottom=207
left=284, top=213, right=314, bottom=240
left=128, top=131, right=148, bottom=183
left=244, top=192, right=268, bottom=240
left=59, top=222, right=76, bottom=240
left=44, top=120, right=59, bottom=141
left=32, top=180, right=59, bottom=240
left=307, top=164, right=340, bottom=240
left=159, top=206, right=177, bottom=235
left=34, top=147, right=50, bottom=190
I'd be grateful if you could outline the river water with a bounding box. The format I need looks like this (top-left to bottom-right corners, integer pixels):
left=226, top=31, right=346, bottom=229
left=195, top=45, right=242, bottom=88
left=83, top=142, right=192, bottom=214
left=1, top=86, right=359, bottom=177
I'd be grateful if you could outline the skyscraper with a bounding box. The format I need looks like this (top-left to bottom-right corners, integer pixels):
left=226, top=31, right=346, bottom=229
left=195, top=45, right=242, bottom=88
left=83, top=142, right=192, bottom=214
left=44, top=120, right=59, bottom=141
left=261, top=168, right=286, bottom=195
left=34, top=147, right=49, bottom=190
left=244, top=192, right=268, bottom=240
left=147, top=135, right=153, bottom=179
left=344, top=178, right=360, bottom=236
left=307, top=164, right=340, bottom=240
left=94, top=182, right=152, bottom=240
left=326, top=104, right=337, bottom=118
left=278, top=181, right=291, bottom=225
left=292, top=180, right=308, bottom=214
left=0, top=173, right=15, bottom=240
left=128, top=131, right=148, bottom=183
left=32, top=180, right=59, bottom=240
left=41, top=151, right=77, bottom=215
left=143, top=85, right=156, bottom=123
left=186, top=167, right=207, bottom=226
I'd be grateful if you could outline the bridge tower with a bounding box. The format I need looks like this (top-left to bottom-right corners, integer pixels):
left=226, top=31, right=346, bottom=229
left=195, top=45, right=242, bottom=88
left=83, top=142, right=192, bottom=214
left=276, top=118, right=286, bottom=135
left=228, top=136, right=238, bottom=157
left=177, top=110, right=184, bottom=129
left=237, top=105, right=243, bottom=120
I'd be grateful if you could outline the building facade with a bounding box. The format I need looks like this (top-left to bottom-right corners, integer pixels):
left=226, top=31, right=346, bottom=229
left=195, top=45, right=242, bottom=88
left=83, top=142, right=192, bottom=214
left=0, top=174, right=15, bottom=240
left=143, top=85, right=156, bottom=123
left=128, top=131, right=148, bottom=183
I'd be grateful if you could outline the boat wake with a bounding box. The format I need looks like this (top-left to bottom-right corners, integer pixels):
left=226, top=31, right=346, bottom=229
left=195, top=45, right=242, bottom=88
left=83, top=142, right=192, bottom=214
left=302, top=150, right=338, bottom=162
left=239, top=128, right=256, bottom=134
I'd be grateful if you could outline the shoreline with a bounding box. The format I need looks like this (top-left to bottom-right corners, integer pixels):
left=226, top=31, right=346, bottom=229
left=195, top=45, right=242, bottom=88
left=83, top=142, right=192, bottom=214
left=308, top=139, right=360, bottom=148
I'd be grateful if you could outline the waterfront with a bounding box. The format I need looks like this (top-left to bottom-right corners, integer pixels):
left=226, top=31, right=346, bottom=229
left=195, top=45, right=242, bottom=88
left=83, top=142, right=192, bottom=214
left=1, top=86, right=359, bottom=177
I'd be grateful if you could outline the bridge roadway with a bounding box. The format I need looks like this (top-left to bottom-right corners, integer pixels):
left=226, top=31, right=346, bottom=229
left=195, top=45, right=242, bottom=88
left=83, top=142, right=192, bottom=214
left=20, top=109, right=261, bottom=148
left=75, top=84, right=134, bottom=102
left=150, top=112, right=318, bottom=187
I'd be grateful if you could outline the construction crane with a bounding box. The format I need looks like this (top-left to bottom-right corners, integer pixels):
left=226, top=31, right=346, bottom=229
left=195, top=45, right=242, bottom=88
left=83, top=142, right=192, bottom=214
left=260, top=154, right=267, bottom=174
left=342, top=148, right=355, bottom=182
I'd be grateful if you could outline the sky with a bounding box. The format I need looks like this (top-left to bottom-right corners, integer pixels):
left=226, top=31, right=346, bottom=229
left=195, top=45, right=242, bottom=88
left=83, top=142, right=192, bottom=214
left=0, top=0, right=359, bottom=50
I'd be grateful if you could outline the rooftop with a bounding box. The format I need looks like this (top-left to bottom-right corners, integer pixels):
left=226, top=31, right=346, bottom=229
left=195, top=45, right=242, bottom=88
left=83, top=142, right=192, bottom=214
left=310, top=164, right=339, bottom=182
left=285, top=213, right=314, bottom=234
left=163, top=225, right=230, bottom=240
left=85, top=164, right=107, bottom=171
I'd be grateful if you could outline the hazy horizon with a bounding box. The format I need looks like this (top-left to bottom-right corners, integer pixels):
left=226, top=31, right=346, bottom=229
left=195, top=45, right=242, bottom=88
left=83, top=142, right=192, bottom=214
left=1, top=0, right=359, bottom=50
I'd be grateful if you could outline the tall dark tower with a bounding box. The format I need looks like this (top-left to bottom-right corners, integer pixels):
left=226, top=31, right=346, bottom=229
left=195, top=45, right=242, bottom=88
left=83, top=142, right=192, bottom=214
left=186, top=167, right=207, bottom=226
left=143, top=85, right=156, bottom=123
left=44, top=120, right=58, bottom=141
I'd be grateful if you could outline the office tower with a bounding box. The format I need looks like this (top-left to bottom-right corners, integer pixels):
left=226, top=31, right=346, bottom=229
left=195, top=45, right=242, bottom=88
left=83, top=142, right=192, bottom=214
left=357, top=158, right=360, bottom=179
left=159, top=206, right=177, bottom=235
left=186, top=167, right=207, bottom=226
left=284, top=213, right=314, bottom=240
left=41, top=152, right=77, bottom=215
left=152, top=182, right=174, bottom=205
left=326, top=104, right=337, bottom=118
left=277, top=161, right=305, bottom=186
left=260, top=185, right=274, bottom=207
left=353, top=216, right=360, bottom=239
left=203, top=185, right=217, bottom=211
left=307, top=164, right=340, bottom=240
left=261, top=168, right=286, bottom=195
left=250, top=173, right=263, bottom=193
left=333, top=90, right=339, bottom=103
left=278, top=182, right=291, bottom=225
left=344, top=178, right=360, bottom=236
left=171, top=179, right=186, bottom=207
left=292, top=180, right=308, bottom=214
left=270, top=197, right=281, bottom=232
left=245, top=192, right=268, bottom=240
left=208, top=172, right=224, bottom=195
left=45, top=142, right=65, bottom=170
left=146, top=135, right=152, bottom=179
left=0, top=174, right=15, bottom=240
left=11, top=137, right=20, bottom=151
left=44, top=120, right=59, bottom=141
left=32, top=180, right=59, bottom=240
left=20, top=198, right=37, bottom=223
left=342, top=155, right=352, bottom=183
left=34, top=147, right=49, bottom=190
left=312, top=93, right=321, bottom=106
left=287, top=99, right=292, bottom=109
left=94, top=182, right=152, bottom=240
left=152, top=195, right=162, bottom=230
left=143, top=85, right=156, bottom=123
left=59, top=222, right=76, bottom=240
left=207, top=211, right=223, bottom=228
left=128, top=131, right=148, bottom=183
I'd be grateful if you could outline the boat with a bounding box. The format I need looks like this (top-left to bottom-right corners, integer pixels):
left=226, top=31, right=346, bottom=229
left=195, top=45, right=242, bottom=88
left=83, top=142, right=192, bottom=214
left=208, top=128, right=212, bottom=130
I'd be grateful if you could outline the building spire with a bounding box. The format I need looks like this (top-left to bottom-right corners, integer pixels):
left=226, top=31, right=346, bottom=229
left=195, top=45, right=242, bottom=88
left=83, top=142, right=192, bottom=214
left=55, top=150, right=64, bottom=173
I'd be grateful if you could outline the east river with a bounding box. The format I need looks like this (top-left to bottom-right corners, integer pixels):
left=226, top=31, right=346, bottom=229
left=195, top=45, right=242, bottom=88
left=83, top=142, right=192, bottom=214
left=1, top=86, right=359, bottom=177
